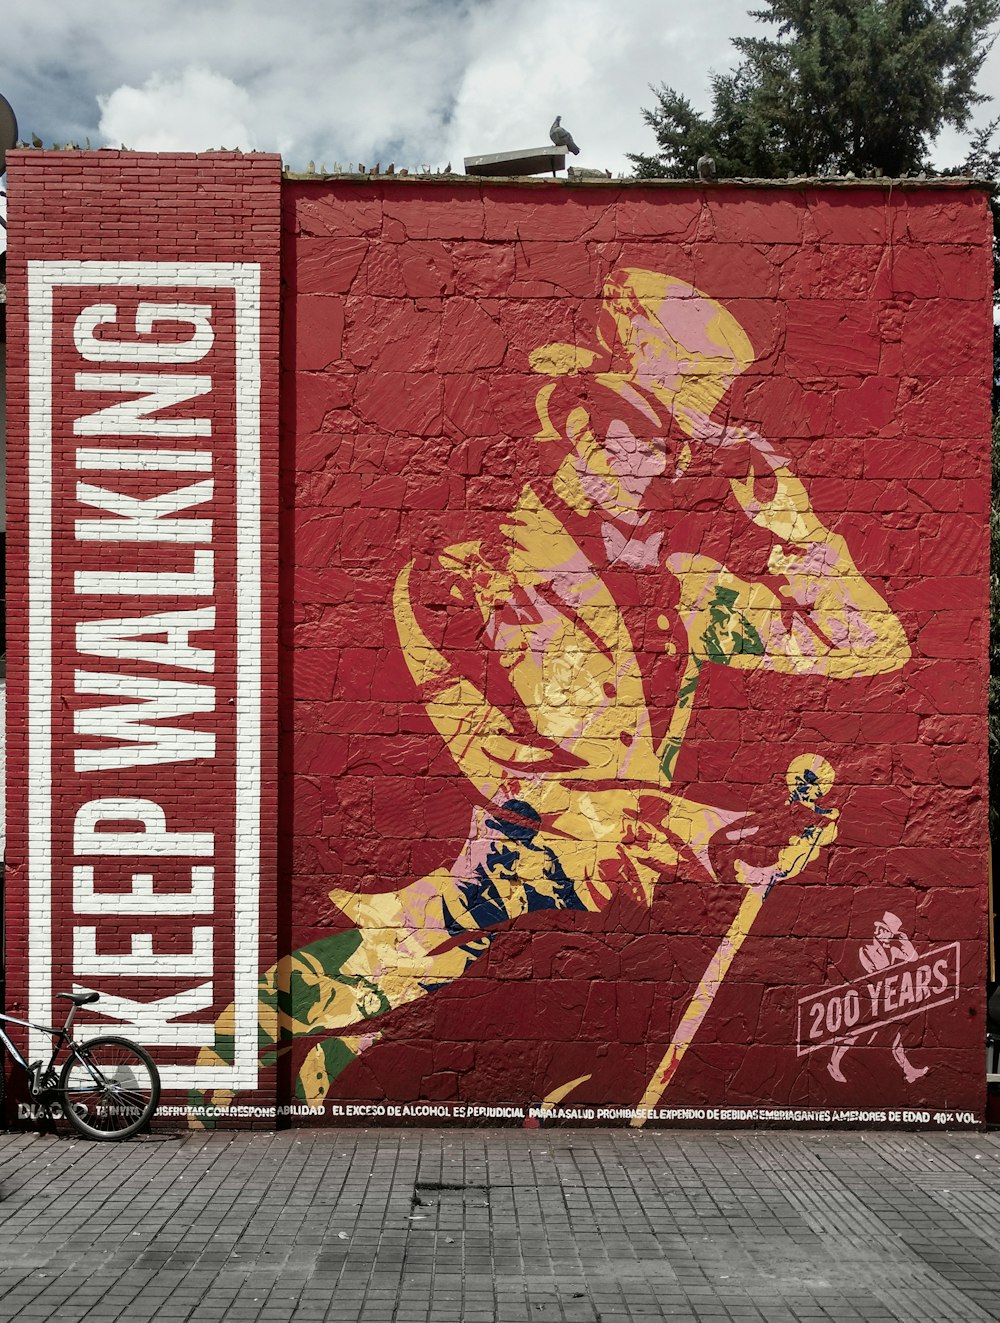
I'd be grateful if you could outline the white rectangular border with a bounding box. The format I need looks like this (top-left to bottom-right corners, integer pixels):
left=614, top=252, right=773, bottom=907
left=27, top=260, right=263, bottom=1090
left=795, top=942, right=962, bottom=1056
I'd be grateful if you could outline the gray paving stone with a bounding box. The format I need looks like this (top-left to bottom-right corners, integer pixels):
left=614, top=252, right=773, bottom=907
left=1, top=1128, right=1000, bottom=1321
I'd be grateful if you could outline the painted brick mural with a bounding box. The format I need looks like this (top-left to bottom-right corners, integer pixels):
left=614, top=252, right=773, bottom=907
left=4, top=152, right=282, bottom=1121
left=266, top=180, right=992, bottom=1128
left=3, top=158, right=994, bottom=1129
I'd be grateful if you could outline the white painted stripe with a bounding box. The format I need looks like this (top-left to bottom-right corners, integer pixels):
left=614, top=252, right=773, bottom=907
left=27, top=263, right=54, bottom=1063
left=232, top=265, right=263, bottom=1088
left=159, top=1065, right=259, bottom=1089
left=76, top=448, right=213, bottom=471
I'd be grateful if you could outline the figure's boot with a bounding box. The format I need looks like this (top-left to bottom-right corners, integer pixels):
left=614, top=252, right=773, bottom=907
left=892, top=1033, right=927, bottom=1084
left=296, top=1032, right=383, bottom=1108
left=827, top=1045, right=848, bottom=1083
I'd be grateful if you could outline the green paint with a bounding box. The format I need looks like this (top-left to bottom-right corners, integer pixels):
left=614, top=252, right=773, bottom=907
left=257, top=929, right=392, bottom=1058
left=701, top=584, right=764, bottom=664
left=294, top=1036, right=359, bottom=1102
left=657, top=660, right=702, bottom=781
left=659, top=741, right=681, bottom=779
left=677, top=669, right=700, bottom=705
left=213, top=1032, right=235, bottom=1066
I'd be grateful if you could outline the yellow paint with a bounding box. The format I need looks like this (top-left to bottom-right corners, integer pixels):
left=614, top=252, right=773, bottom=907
left=191, top=266, right=913, bottom=1126
left=538, top=1074, right=593, bottom=1113
left=297, top=1035, right=379, bottom=1108
left=631, top=756, right=839, bottom=1125
left=528, top=343, right=599, bottom=376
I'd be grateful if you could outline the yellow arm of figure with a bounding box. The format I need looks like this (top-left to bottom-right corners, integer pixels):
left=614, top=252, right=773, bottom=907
left=393, top=561, right=553, bottom=807
left=392, top=488, right=663, bottom=801
left=735, top=464, right=910, bottom=677
left=670, top=463, right=910, bottom=679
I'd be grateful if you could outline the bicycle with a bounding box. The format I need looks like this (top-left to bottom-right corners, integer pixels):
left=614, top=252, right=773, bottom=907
left=0, top=991, right=160, bottom=1141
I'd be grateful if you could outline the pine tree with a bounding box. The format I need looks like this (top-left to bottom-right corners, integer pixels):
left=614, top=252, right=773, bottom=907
left=629, top=0, right=1000, bottom=179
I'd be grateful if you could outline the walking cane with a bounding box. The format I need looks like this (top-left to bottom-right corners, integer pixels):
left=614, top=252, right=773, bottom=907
left=630, top=754, right=838, bottom=1127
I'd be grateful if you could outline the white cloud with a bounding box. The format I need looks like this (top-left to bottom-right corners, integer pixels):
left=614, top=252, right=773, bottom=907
left=98, top=67, right=257, bottom=151
left=0, top=0, right=751, bottom=172
left=441, top=0, right=756, bottom=174
left=1, top=0, right=471, bottom=165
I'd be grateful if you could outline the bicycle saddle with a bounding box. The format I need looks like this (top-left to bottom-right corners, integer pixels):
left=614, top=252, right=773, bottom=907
left=57, top=991, right=100, bottom=1005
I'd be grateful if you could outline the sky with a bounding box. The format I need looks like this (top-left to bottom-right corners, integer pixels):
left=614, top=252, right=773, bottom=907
left=0, top=0, right=999, bottom=227
left=0, top=0, right=756, bottom=174
left=4, top=0, right=1000, bottom=171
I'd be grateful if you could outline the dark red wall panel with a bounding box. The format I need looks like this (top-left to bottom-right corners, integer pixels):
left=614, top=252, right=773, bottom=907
left=277, top=180, right=992, bottom=1126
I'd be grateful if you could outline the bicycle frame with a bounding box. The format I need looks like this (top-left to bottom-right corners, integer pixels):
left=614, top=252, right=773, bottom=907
left=0, top=1006, right=85, bottom=1095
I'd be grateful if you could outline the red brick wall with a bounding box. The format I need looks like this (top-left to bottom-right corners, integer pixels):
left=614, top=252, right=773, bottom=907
left=3, top=162, right=993, bottom=1130
left=5, top=152, right=281, bottom=1121
left=279, top=180, right=992, bottom=1126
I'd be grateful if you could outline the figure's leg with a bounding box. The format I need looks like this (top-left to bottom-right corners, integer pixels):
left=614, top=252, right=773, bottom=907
left=191, top=810, right=597, bottom=1128
left=891, top=1032, right=928, bottom=1084
left=827, top=1027, right=868, bottom=1083
left=188, top=930, right=388, bottom=1126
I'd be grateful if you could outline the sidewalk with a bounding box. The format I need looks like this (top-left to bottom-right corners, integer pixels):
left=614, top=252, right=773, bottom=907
left=1, top=1127, right=999, bottom=1323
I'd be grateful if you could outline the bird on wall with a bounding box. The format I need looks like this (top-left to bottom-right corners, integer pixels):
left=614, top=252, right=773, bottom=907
left=549, top=116, right=580, bottom=155
left=697, top=154, right=716, bottom=181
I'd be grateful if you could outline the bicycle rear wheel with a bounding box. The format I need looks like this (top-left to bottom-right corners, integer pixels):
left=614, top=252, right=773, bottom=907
left=60, top=1036, right=160, bottom=1140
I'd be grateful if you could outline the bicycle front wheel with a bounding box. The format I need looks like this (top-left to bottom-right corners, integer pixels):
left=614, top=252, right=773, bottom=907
left=60, top=1036, right=160, bottom=1140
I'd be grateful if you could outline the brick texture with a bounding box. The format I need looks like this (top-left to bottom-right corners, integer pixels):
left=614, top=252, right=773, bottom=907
left=3, top=164, right=992, bottom=1129
left=279, top=179, right=992, bottom=1124
left=4, top=151, right=281, bottom=1119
